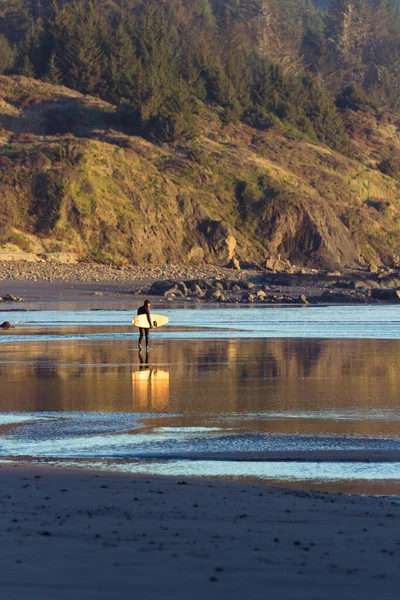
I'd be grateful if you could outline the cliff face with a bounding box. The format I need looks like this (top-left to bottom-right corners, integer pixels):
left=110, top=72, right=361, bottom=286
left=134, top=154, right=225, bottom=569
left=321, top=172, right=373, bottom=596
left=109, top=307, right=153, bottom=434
left=0, top=76, right=400, bottom=268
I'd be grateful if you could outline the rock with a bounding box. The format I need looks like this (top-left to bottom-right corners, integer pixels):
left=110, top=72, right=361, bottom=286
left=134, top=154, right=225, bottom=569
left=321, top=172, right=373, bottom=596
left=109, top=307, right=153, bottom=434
left=193, top=284, right=204, bottom=297
left=319, top=290, right=367, bottom=303
left=205, top=220, right=236, bottom=262
left=241, top=281, right=255, bottom=290
left=214, top=282, right=224, bottom=291
left=40, top=253, right=78, bottom=264
left=211, top=290, right=224, bottom=301
left=363, top=279, right=381, bottom=289
left=0, top=252, right=42, bottom=263
left=379, top=277, right=400, bottom=289
left=264, top=257, right=277, bottom=271
left=274, top=259, right=293, bottom=273
left=299, top=295, right=309, bottom=305
left=0, top=321, right=14, bottom=329
left=147, top=281, right=178, bottom=296
left=257, top=290, right=266, bottom=300
left=370, top=289, right=400, bottom=301
left=226, top=257, right=241, bottom=271
left=368, top=263, right=379, bottom=274
left=187, top=246, right=204, bottom=264
left=92, top=291, right=103, bottom=296
left=247, top=293, right=256, bottom=303
left=349, top=279, right=369, bottom=290
left=219, top=279, right=231, bottom=290
left=327, top=270, right=341, bottom=277
left=1, top=294, right=23, bottom=302
left=232, top=284, right=241, bottom=293
left=349, top=278, right=381, bottom=290
left=177, top=281, right=188, bottom=296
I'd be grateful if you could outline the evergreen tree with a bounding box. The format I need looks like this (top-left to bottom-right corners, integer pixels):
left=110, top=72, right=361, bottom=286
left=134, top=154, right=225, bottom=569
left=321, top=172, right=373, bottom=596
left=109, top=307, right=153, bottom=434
left=20, top=54, right=35, bottom=77
left=43, top=50, right=62, bottom=84
left=0, top=34, right=15, bottom=74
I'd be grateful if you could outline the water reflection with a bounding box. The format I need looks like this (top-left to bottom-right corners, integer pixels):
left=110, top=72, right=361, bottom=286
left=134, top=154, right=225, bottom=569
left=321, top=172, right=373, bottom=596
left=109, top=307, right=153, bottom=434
left=0, top=337, right=400, bottom=440
left=132, top=349, right=170, bottom=411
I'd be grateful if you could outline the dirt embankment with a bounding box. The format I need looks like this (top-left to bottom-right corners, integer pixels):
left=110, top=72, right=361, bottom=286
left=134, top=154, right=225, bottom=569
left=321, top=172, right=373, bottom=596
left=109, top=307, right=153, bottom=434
left=1, top=76, right=400, bottom=270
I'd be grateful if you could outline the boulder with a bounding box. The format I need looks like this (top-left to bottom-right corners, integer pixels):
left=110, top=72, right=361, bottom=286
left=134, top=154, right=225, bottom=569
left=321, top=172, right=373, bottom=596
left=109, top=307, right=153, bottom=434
left=370, top=289, right=400, bottom=301
left=299, top=295, right=309, bottom=305
left=1, top=294, right=23, bottom=302
left=319, top=290, right=367, bottom=303
left=193, top=284, right=204, bottom=297
left=210, top=290, right=224, bottom=301
left=226, top=257, right=241, bottom=271
left=147, top=281, right=178, bottom=296
left=0, top=321, right=14, bottom=329
left=264, top=257, right=277, bottom=271
left=241, top=281, right=255, bottom=290
left=348, top=279, right=369, bottom=290
left=187, top=246, right=204, bottom=264
left=379, top=277, right=400, bottom=289
left=177, top=281, right=188, bottom=296
left=368, top=263, right=379, bottom=273
left=203, top=220, right=236, bottom=262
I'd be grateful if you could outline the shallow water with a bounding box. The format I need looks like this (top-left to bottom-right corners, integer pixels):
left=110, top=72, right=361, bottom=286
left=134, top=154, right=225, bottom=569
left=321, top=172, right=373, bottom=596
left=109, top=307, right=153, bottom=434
left=1, top=305, right=400, bottom=494
left=1, top=304, right=400, bottom=340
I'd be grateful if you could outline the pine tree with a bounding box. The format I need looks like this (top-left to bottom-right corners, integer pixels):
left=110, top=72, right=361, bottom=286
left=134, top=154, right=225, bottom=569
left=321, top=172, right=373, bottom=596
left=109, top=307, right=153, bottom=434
left=43, top=51, right=62, bottom=85
left=20, top=55, right=35, bottom=78
left=0, top=34, right=15, bottom=74
left=60, top=3, right=104, bottom=94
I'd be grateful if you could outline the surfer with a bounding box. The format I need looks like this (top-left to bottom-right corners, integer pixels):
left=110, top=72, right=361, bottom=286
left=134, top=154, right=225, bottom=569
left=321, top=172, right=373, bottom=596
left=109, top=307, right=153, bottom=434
left=137, top=299, right=153, bottom=350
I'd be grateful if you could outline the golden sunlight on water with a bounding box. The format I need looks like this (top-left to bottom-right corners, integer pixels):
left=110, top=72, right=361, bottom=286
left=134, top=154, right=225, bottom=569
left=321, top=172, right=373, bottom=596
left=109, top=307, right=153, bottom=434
left=0, top=336, right=400, bottom=439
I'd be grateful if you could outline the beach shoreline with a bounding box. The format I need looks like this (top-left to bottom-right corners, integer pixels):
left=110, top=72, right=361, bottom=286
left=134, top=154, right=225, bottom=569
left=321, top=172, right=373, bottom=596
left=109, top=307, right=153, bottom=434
left=0, top=461, right=399, bottom=599
left=1, top=261, right=399, bottom=306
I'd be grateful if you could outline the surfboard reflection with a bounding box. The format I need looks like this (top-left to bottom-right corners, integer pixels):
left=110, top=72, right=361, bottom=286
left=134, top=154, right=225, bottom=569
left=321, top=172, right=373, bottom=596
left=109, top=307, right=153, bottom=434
left=132, top=350, right=170, bottom=411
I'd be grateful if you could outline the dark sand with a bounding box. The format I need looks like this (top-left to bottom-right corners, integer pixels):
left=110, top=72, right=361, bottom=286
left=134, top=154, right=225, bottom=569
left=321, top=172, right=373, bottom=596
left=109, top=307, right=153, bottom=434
left=0, top=463, right=399, bottom=599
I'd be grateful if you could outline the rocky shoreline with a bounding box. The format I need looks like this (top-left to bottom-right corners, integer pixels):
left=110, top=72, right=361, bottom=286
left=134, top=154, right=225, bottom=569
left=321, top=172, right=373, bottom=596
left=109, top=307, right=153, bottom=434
left=0, top=260, right=400, bottom=304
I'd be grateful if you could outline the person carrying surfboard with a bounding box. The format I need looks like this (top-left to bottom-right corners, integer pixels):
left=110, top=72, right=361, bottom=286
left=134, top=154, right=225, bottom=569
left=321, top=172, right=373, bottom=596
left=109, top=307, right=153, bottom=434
left=137, top=300, right=153, bottom=350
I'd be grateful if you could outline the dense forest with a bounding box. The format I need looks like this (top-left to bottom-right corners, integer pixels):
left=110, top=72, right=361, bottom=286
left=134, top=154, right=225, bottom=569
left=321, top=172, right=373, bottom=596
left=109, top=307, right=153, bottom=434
left=0, top=1, right=400, bottom=151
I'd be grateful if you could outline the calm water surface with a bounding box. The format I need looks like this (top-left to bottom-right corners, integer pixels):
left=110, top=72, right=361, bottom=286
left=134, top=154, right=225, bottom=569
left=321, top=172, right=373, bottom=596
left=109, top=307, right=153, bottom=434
left=0, top=305, right=400, bottom=494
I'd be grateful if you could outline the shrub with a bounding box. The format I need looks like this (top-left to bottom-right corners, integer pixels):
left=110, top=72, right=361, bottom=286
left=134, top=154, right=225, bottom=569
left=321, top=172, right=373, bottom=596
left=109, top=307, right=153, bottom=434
left=32, top=171, right=67, bottom=231
left=377, top=157, right=400, bottom=179
left=336, top=84, right=376, bottom=112
left=0, top=222, right=13, bottom=244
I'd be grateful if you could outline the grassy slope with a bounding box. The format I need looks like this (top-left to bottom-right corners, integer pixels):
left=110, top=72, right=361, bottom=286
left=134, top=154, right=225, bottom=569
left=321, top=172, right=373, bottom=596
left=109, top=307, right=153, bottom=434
left=0, top=76, right=399, bottom=268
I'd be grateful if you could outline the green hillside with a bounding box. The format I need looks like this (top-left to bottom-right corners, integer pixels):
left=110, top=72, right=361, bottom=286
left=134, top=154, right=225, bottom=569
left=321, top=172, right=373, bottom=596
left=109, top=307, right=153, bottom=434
left=0, top=76, right=400, bottom=268
left=0, top=2, right=400, bottom=267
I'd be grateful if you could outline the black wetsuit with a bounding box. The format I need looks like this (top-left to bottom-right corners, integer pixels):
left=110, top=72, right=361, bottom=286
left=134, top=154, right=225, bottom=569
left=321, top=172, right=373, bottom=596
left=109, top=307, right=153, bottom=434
left=137, top=304, right=152, bottom=348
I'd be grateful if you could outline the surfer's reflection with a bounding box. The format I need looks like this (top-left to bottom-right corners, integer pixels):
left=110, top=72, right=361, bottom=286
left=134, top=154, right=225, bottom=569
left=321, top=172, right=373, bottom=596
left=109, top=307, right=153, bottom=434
left=133, top=351, right=170, bottom=411
left=138, top=349, right=150, bottom=370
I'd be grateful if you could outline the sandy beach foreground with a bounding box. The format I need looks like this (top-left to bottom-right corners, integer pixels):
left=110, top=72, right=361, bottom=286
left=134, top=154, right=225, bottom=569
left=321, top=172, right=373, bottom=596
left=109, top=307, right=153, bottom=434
left=0, top=464, right=398, bottom=599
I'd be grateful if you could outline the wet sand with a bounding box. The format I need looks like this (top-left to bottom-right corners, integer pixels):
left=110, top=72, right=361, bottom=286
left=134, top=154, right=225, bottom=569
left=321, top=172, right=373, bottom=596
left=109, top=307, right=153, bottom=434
left=0, top=463, right=399, bottom=599
left=1, top=303, right=400, bottom=596
left=0, top=279, right=138, bottom=303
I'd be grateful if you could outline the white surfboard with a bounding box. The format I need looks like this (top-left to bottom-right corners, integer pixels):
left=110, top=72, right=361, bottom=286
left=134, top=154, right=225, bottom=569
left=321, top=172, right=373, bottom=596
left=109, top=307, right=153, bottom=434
left=132, top=313, right=169, bottom=329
